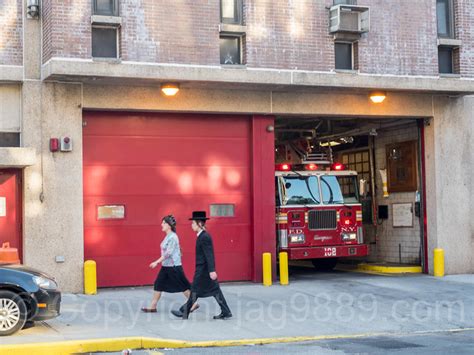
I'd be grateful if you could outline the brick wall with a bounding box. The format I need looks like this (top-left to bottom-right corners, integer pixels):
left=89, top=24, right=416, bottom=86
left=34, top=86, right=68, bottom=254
left=38, top=0, right=474, bottom=78
left=245, top=0, right=334, bottom=71
left=0, top=0, right=22, bottom=66
left=455, top=0, right=474, bottom=77
left=42, top=0, right=91, bottom=63
left=358, top=0, right=438, bottom=76
left=373, top=123, right=421, bottom=265
left=120, top=0, right=219, bottom=64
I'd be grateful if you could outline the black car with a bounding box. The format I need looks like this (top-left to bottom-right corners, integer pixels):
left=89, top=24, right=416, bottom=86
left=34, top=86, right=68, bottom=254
left=0, top=264, right=61, bottom=336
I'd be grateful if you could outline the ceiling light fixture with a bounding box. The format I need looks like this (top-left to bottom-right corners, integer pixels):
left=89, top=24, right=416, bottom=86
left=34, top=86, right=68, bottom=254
left=161, top=83, right=180, bottom=96
left=369, top=91, right=386, bottom=103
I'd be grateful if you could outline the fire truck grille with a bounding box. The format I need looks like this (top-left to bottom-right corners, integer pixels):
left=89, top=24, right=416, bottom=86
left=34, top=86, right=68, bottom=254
left=308, top=210, right=337, bottom=230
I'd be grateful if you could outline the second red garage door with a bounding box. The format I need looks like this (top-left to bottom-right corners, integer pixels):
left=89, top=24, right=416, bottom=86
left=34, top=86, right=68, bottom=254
left=83, top=112, right=252, bottom=287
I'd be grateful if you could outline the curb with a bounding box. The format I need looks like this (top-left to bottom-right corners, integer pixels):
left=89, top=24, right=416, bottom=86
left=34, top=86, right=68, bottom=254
left=357, top=263, right=422, bottom=274
left=2, top=328, right=473, bottom=355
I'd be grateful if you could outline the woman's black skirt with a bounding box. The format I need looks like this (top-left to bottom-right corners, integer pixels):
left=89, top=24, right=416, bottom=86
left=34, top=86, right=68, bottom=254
left=154, top=266, right=191, bottom=293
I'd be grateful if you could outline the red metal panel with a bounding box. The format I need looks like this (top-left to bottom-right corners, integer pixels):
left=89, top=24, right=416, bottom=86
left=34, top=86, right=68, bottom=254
left=251, top=116, right=276, bottom=282
left=0, top=170, right=22, bottom=261
left=83, top=112, right=252, bottom=287
left=420, top=122, right=429, bottom=274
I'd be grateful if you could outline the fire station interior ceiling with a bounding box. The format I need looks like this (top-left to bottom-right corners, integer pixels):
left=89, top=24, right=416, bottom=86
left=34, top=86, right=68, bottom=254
left=275, top=116, right=418, bottom=154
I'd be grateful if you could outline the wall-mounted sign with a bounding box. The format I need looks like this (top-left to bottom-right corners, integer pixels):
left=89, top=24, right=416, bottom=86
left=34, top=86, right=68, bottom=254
left=0, top=197, right=5, bottom=217
left=210, top=204, right=235, bottom=217
left=98, top=205, right=125, bottom=220
left=392, top=203, right=413, bottom=227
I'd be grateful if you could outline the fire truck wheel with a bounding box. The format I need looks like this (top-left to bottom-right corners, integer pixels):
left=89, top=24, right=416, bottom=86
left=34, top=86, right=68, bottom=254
left=311, top=258, right=338, bottom=271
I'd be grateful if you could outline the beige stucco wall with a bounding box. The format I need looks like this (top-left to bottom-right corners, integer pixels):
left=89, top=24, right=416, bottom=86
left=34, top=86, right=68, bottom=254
left=21, top=82, right=84, bottom=293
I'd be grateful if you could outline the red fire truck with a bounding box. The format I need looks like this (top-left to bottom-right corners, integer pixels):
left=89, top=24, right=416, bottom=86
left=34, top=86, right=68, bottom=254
left=275, top=162, right=369, bottom=270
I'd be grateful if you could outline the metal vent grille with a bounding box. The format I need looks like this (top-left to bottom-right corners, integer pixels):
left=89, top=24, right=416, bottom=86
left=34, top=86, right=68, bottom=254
left=340, top=11, right=359, bottom=31
left=308, top=210, right=337, bottom=230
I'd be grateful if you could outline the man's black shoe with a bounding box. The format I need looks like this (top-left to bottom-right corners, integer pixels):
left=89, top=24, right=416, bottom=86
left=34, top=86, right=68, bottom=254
left=171, top=309, right=183, bottom=318
left=213, top=313, right=232, bottom=320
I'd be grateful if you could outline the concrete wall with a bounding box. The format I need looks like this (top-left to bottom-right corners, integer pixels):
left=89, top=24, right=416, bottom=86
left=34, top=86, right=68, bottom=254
left=21, top=82, right=84, bottom=293
left=425, top=95, right=474, bottom=274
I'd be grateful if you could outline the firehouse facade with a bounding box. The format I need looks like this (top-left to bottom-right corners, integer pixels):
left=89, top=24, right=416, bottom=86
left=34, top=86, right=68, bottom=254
left=0, top=0, right=473, bottom=292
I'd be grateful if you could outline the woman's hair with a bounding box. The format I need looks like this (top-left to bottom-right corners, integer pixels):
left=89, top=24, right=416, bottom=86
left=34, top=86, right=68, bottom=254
left=162, top=214, right=177, bottom=232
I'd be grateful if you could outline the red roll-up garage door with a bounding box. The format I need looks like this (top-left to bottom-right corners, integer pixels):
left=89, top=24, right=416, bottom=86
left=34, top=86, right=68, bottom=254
left=83, top=112, right=252, bottom=287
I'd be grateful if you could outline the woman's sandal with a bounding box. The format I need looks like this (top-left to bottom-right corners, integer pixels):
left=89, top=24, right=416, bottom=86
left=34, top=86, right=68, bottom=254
left=141, top=307, right=157, bottom=313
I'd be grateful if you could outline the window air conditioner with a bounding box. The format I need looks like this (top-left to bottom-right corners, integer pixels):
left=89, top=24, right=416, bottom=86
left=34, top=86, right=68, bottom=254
left=329, top=5, right=370, bottom=34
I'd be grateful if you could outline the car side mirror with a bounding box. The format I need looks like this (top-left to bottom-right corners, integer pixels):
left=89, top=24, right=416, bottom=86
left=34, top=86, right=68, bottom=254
left=359, top=179, right=368, bottom=198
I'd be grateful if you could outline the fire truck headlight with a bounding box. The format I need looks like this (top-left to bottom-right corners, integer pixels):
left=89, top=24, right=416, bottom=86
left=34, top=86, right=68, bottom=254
left=342, top=233, right=357, bottom=241
left=290, top=235, right=305, bottom=243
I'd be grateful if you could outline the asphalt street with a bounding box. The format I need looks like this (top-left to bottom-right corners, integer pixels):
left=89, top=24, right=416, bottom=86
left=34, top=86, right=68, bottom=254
left=93, top=328, right=474, bottom=354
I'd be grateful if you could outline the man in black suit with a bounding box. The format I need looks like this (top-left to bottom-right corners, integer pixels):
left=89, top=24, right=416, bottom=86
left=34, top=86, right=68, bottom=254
left=171, top=211, right=232, bottom=320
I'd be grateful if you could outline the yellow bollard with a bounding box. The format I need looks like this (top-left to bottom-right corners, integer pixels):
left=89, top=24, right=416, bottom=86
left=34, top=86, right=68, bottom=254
left=279, top=252, right=289, bottom=285
left=84, top=260, right=97, bottom=295
left=433, top=248, right=445, bottom=277
left=263, top=253, right=272, bottom=286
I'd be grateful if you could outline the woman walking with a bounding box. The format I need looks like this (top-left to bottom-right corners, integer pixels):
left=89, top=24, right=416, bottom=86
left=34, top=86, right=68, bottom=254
left=141, top=215, right=199, bottom=313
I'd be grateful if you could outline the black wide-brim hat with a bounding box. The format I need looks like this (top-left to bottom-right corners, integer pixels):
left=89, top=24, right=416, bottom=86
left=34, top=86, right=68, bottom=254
left=189, top=211, right=210, bottom=221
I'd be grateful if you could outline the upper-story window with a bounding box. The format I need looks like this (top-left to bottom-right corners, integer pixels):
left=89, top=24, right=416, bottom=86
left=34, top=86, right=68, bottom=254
left=436, top=0, right=454, bottom=38
left=221, top=0, right=243, bottom=25
left=335, top=42, right=353, bottom=70
left=93, top=0, right=119, bottom=16
left=91, top=0, right=121, bottom=59
left=220, top=36, right=241, bottom=65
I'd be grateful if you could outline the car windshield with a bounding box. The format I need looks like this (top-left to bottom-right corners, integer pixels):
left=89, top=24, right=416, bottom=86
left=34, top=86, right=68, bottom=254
left=321, top=175, right=359, bottom=204
left=279, top=176, right=321, bottom=205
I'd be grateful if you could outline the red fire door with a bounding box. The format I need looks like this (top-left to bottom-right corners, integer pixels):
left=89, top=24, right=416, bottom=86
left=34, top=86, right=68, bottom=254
left=0, top=170, right=22, bottom=260
left=83, top=112, right=253, bottom=287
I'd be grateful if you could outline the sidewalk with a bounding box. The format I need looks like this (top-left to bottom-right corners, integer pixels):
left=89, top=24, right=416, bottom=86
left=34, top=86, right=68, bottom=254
left=1, top=271, right=473, bottom=351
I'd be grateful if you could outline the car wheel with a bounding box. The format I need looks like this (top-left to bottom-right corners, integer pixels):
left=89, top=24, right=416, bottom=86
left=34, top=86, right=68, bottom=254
left=0, top=291, right=27, bottom=336
left=311, top=258, right=338, bottom=271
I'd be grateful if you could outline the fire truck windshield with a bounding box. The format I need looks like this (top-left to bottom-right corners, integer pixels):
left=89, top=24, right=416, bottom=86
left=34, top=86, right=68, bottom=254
left=321, top=175, right=360, bottom=205
left=279, top=176, right=320, bottom=205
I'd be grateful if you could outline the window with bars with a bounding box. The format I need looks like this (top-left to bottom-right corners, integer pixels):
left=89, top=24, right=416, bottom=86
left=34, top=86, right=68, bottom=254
left=341, top=151, right=371, bottom=193
left=220, top=36, right=241, bottom=65
left=341, top=150, right=372, bottom=223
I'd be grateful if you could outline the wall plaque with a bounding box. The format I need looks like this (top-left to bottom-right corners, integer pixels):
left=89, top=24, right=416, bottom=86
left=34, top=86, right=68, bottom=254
left=98, top=205, right=125, bottom=220
left=392, top=203, right=413, bottom=227
left=0, top=197, right=5, bottom=217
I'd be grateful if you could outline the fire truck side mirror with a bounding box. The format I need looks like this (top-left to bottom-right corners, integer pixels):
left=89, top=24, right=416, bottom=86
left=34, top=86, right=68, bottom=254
left=359, top=179, right=368, bottom=198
